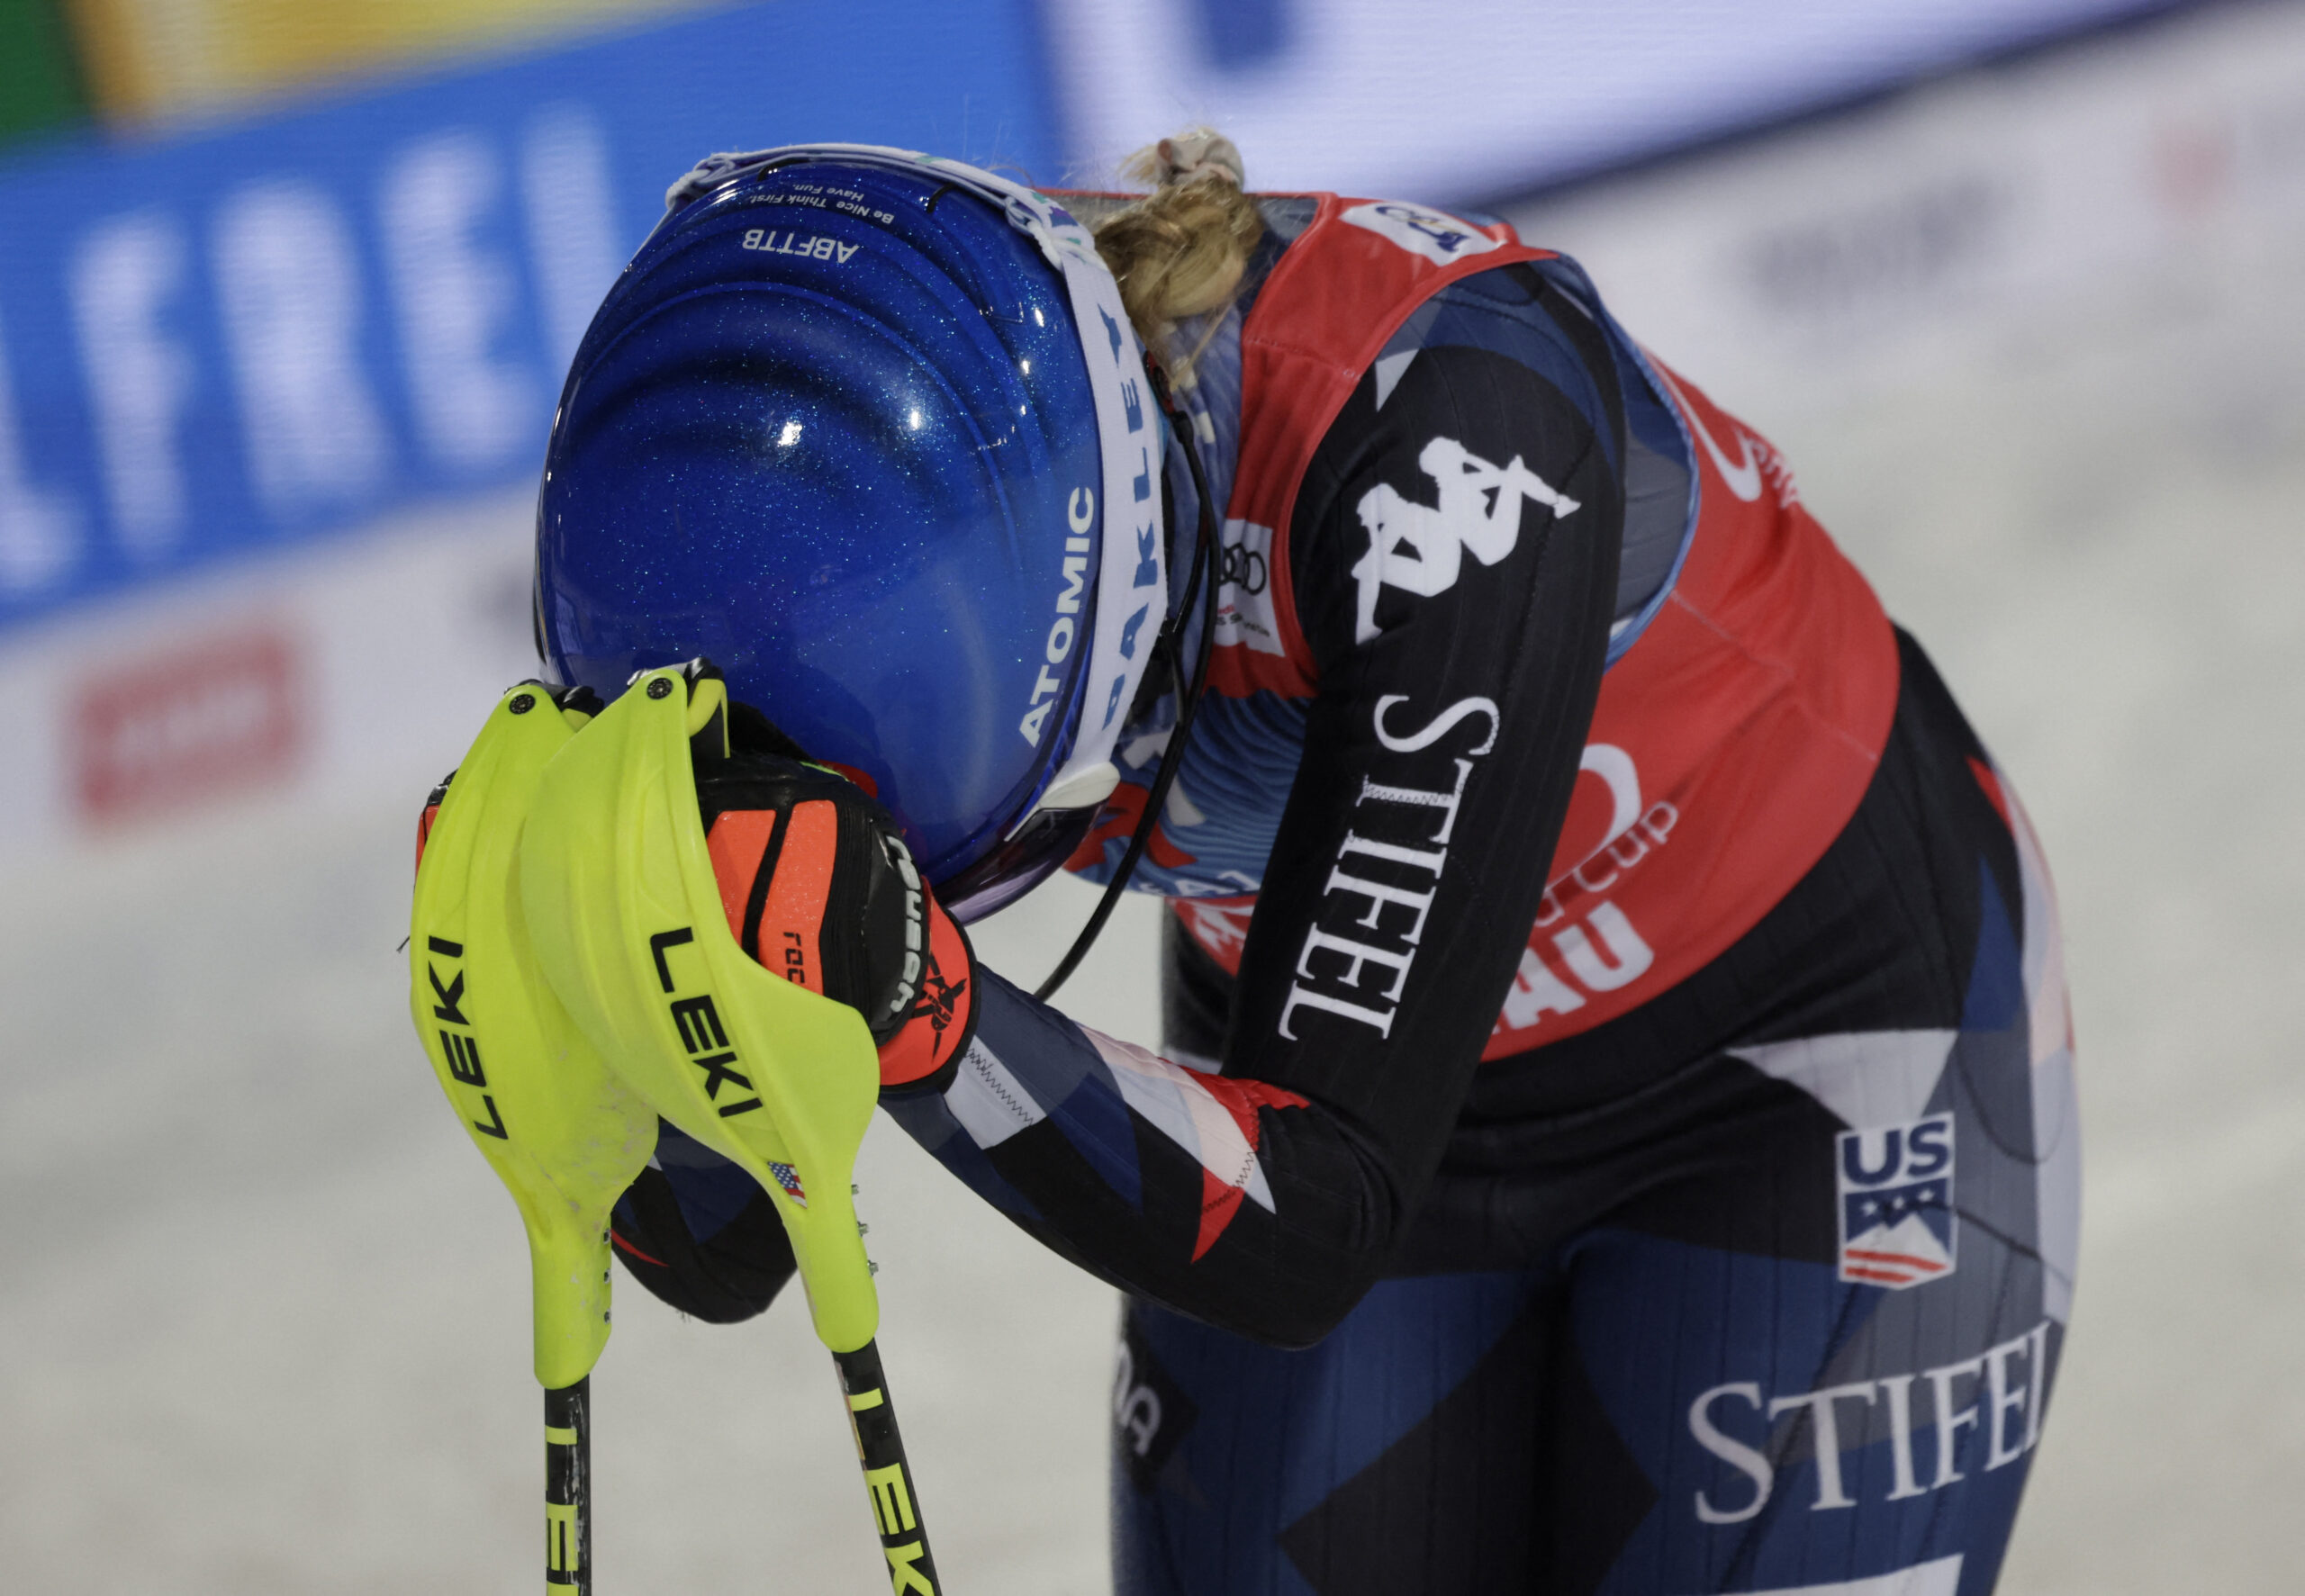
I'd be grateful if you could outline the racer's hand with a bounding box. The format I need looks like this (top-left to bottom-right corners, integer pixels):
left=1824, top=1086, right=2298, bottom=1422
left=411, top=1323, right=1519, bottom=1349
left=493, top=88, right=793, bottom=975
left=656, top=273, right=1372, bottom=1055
left=696, top=703, right=978, bottom=1092
left=610, top=1128, right=799, bottom=1323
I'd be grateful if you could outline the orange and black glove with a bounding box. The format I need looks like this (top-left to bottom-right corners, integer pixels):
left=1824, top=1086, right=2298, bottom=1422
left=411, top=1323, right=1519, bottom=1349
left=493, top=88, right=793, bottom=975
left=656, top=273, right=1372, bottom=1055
left=694, top=702, right=978, bottom=1093
left=595, top=685, right=980, bottom=1326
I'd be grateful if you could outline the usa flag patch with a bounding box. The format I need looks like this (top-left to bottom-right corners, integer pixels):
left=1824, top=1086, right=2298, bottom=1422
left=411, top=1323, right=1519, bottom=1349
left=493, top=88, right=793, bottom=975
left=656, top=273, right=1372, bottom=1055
left=768, top=1160, right=808, bottom=1209
left=1836, top=1114, right=1956, bottom=1288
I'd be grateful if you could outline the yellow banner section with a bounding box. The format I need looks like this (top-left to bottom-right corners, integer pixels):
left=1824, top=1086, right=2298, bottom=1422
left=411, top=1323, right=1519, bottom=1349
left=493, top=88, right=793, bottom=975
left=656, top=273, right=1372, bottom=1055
left=68, top=0, right=715, bottom=123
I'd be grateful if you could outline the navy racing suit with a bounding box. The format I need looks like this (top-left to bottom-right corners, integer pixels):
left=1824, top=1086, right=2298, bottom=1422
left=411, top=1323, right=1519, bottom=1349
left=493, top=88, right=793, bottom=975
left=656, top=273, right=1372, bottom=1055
left=609, top=194, right=2080, bottom=1596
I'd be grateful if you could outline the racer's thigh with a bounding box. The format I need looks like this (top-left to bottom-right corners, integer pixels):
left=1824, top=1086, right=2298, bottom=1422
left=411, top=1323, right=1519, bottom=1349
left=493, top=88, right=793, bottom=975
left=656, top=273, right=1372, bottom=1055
left=1558, top=1176, right=2065, bottom=1596
left=1110, top=1267, right=1568, bottom=1596
left=1108, top=1189, right=2065, bottom=1596
left=1544, top=636, right=2082, bottom=1596
left=1138, top=916, right=1578, bottom=1591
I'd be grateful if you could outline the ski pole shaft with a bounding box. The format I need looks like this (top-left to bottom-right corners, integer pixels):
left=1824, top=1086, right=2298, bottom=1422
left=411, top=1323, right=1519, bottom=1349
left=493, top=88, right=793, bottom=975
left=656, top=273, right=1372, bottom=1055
left=546, top=1378, right=592, bottom=1593
left=833, top=1339, right=940, bottom=1594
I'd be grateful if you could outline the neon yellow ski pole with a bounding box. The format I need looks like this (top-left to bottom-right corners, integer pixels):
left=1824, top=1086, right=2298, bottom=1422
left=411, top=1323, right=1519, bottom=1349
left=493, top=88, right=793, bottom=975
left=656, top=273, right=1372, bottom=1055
left=523, top=663, right=940, bottom=1592
left=411, top=681, right=657, bottom=1593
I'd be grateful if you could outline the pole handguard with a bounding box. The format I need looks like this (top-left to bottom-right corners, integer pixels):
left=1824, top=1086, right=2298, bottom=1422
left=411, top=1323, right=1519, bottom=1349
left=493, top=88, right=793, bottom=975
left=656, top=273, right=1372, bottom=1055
left=521, top=663, right=884, bottom=1355
left=410, top=683, right=658, bottom=1392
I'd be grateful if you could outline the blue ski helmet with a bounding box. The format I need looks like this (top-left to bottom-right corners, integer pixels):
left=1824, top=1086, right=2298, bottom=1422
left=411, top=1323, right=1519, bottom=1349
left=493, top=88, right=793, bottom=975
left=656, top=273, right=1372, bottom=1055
left=537, top=148, right=1167, bottom=920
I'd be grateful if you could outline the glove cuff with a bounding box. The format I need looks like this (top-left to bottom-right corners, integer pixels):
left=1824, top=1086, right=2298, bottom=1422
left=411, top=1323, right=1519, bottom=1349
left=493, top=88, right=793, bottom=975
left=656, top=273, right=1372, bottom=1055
left=876, top=896, right=977, bottom=1090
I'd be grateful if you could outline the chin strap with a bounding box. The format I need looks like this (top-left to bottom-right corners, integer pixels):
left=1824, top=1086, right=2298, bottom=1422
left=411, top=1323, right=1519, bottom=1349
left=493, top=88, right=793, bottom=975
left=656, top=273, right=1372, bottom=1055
left=1036, top=358, right=1222, bottom=1002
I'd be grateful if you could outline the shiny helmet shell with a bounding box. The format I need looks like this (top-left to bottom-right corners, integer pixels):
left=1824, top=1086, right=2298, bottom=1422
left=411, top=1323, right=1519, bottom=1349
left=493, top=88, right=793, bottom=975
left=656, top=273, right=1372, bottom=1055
left=537, top=154, right=1114, bottom=916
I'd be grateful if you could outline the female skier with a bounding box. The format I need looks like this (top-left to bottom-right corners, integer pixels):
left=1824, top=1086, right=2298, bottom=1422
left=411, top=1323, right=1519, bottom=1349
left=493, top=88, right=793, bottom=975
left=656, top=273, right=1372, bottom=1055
left=528, top=132, right=2080, bottom=1594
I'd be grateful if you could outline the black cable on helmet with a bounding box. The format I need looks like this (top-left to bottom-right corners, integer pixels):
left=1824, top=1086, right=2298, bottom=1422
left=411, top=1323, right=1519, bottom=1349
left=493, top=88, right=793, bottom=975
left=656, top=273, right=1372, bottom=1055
left=1035, top=360, right=1222, bottom=1001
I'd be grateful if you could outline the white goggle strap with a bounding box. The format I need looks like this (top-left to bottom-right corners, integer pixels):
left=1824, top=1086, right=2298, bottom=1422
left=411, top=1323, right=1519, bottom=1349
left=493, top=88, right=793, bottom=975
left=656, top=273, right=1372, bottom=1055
left=664, top=145, right=1164, bottom=816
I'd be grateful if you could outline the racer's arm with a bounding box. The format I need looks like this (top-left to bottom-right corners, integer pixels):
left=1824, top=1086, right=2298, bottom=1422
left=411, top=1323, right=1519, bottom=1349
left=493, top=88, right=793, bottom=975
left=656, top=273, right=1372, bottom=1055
left=881, top=268, right=1627, bottom=1346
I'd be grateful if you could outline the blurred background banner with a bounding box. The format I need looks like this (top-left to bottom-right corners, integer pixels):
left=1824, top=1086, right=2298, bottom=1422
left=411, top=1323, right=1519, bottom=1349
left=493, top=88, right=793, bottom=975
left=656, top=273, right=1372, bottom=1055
left=1047, top=0, right=2191, bottom=198
left=65, top=0, right=711, bottom=127
left=0, top=0, right=1062, bottom=638
left=5, top=3, right=2305, bottom=1591
left=0, top=0, right=1061, bottom=870
left=0, top=0, right=2207, bottom=663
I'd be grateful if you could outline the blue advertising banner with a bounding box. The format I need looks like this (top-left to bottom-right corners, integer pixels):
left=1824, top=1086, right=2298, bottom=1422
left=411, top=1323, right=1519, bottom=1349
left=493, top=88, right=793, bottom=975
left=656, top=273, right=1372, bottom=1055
left=1049, top=0, right=2196, bottom=209
left=0, top=0, right=1060, bottom=633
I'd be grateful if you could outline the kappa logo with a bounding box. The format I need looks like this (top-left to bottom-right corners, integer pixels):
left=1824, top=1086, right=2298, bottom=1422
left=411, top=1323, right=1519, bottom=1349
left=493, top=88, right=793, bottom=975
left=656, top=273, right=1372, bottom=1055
left=1838, top=1113, right=1957, bottom=1288
left=1352, top=437, right=1579, bottom=642
left=1340, top=201, right=1503, bottom=268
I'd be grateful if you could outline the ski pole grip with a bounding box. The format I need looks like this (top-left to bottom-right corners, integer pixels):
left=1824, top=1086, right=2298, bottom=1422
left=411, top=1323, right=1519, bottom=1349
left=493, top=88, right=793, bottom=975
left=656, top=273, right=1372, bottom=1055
left=835, top=1339, right=941, bottom=1595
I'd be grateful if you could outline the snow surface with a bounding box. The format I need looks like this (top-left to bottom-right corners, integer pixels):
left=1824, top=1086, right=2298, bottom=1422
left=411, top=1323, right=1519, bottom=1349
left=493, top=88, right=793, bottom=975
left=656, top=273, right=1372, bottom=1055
left=0, top=795, right=1143, bottom=1593
left=6, top=9, right=2305, bottom=1591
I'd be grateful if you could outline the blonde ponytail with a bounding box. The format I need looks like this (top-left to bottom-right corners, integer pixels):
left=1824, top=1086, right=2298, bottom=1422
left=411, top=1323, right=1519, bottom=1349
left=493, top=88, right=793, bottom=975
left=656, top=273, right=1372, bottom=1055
left=1090, top=129, right=1261, bottom=377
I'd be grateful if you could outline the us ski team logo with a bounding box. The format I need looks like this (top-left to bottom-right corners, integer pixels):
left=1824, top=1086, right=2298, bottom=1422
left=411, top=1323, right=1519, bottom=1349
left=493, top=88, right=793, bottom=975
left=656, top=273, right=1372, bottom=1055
left=1836, top=1113, right=1956, bottom=1288
left=768, top=1159, right=808, bottom=1208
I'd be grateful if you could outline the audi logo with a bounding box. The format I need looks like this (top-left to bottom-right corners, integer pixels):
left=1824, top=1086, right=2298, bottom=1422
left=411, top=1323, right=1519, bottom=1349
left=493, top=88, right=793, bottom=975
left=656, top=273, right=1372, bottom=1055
left=1219, top=542, right=1267, bottom=596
